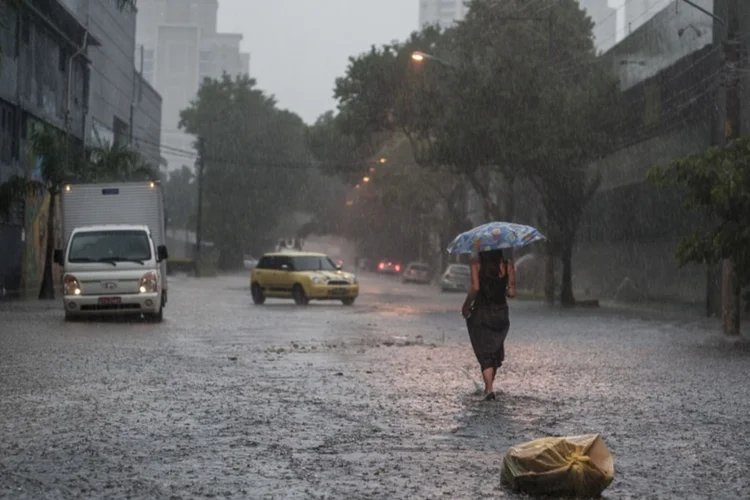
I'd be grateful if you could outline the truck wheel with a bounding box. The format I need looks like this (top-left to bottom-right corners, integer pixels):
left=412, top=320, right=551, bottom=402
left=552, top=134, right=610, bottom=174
left=251, top=283, right=266, bottom=304
left=147, top=307, right=163, bottom=323
left=292, top=284, right=309, bottom=305
left=341, top=298, right=355, bottom=306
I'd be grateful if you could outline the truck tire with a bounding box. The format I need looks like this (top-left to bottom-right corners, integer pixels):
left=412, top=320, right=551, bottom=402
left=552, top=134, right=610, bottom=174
left=147, top=307, right=163, bottom=323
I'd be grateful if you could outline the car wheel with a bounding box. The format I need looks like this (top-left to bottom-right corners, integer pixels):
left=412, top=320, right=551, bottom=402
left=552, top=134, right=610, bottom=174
left=341, top=298, right=355, bottom=306
left=251, top=283, right=266, bottom=305
left=292, top=284, right=309, bottom=305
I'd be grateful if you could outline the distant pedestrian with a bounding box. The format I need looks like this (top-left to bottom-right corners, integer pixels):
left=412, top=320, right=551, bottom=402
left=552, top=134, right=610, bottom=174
left=461, top=248, right=516, bottom=401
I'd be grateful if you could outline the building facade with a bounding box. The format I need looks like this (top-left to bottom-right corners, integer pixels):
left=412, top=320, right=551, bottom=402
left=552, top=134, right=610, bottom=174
left=418, top=0, right=469, bottom=29
left=135, top=0, right=251, bottom=173
left=0, top=0, right=163, bottom=298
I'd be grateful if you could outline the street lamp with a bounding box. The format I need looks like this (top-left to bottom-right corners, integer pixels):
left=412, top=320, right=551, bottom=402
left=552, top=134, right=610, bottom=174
left=410, top=51, right=455, bottom=68
left=363, top=176, right=371, bottom=183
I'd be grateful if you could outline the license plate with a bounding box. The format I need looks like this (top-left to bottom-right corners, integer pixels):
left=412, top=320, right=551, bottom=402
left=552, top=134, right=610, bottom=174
left=98, top=297, right=122, bottom=305
left=330, top=288, right=348, bottom=296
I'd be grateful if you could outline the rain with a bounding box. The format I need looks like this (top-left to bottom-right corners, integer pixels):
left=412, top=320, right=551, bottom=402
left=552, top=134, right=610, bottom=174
left=1, top=0, right=749, bottom=498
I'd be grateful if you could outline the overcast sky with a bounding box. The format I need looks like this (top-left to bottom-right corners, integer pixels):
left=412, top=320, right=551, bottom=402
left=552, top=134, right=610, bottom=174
left=217, top=0, right=418, bottom=125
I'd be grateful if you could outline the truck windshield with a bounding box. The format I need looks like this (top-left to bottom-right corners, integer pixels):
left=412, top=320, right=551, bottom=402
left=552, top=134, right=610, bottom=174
left=68, top=230, right=152, bottom=263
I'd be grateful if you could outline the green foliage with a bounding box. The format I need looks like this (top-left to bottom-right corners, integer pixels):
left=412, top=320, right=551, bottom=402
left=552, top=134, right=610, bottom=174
left=327, top=0, right=622, bottom=303
left=163, top=165, right=196, bottom=231
left=648, top=137, right=750, bottom=307
left=179, top=74, right=314, bottom=266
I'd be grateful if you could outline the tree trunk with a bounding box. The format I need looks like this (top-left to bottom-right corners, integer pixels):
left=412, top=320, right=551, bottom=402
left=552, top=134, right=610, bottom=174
left=560, top=235, right=575, bottom=307
left=721, top=258, right=741, bottom=336
left=544, top=241, right=555, bottom=305
left=38, top=190, right=57, bottom=300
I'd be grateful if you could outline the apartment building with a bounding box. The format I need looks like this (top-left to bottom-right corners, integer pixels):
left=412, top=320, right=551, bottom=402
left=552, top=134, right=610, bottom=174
left=135, top=0, right=251, bottom=172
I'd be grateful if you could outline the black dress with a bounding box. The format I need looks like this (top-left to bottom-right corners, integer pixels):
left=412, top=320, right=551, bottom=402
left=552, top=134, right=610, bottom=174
left=466, top=263, right=510, bottom=371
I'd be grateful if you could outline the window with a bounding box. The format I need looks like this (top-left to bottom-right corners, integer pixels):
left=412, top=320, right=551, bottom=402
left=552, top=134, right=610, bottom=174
left=291, top=256, right=338, bottom=272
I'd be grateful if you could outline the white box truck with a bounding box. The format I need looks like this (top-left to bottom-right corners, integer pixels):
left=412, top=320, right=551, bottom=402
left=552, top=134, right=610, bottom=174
left=54, top=181, right=169, bottom=322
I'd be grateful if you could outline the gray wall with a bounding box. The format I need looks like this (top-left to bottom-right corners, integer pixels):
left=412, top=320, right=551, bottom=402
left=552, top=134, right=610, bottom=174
left=86, top=0, right=137, bottom=144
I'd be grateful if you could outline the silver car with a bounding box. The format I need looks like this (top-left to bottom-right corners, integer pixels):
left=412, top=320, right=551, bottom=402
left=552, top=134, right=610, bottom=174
left=440, top=264, right=471, bottom=292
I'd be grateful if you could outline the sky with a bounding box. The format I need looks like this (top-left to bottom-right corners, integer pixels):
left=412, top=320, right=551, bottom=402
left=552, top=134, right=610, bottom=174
left=217, top=0, right=418, bottom=125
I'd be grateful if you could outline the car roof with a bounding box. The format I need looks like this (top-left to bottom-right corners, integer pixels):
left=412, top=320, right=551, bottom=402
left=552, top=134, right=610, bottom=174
left=261, top=251, right=328, bottom=257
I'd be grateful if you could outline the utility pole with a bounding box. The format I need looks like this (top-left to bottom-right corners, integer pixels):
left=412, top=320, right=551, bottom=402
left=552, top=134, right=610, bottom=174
left=721, top=0, right=742, bottom=335
left=195, top=137, right=205, bottom=277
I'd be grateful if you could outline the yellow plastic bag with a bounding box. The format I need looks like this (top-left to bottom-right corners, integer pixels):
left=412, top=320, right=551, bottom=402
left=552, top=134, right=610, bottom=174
left=501, top=434, right=615, bottom=497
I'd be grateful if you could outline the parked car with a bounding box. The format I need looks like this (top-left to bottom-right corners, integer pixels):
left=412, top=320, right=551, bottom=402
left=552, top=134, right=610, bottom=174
left=401, top=262, right=431, bottom=284
left=440, top=264, right=471, bottom=292
left=377, top=259, right=402, bottom=275
left=250, top=251, right=359, bottom=306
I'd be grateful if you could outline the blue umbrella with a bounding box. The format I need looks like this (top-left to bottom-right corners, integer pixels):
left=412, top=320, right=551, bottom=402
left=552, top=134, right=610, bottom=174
left=447, top=222, right=545, bottom=255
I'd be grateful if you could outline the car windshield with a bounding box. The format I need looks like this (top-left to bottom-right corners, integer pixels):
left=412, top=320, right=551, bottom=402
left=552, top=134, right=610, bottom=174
left=410, top=264, right=428, bottom=271
left=449, top=265, right=470, bottom=275
left=292, top=256, right=338, bottom=271
left=68, top=230, right=151, bottom=263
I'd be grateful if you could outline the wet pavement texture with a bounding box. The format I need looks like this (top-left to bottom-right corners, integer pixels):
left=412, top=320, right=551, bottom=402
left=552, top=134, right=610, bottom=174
left=1, top=273, right=749, bottom=499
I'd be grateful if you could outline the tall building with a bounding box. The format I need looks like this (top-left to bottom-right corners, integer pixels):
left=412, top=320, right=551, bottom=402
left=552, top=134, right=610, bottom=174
left=418, top=0, right=468, bottom=29
left=135, top=0, right=251, bottom=172
left=623, top=0, right=672, bottom=38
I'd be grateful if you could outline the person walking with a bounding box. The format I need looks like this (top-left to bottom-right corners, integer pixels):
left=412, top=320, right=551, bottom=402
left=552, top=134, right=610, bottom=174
left=461, top=248, right=516, bottom=401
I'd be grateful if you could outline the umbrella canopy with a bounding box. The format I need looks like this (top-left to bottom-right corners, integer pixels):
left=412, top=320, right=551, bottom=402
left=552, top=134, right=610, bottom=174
left=447, top=222, right=545, bottom=255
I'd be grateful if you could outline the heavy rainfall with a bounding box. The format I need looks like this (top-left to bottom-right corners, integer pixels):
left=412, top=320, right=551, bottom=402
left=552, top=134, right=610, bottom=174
left=1, top=0, right=749, bottom=499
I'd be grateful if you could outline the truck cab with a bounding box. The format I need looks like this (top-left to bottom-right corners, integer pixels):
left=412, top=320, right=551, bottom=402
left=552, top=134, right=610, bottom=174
left=54, top=224, right=168, bottom=322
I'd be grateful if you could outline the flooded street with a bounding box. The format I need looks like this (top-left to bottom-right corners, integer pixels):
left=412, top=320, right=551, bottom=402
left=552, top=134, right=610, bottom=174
left=1, top=274, right=749, bottom=499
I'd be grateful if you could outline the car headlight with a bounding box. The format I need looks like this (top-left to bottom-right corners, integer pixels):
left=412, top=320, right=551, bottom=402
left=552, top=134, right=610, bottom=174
left=311, top=276, right=325, bottom=285
left=64, top=275, right=81, bottom=296
left=139, top=271, right=158, bottom=293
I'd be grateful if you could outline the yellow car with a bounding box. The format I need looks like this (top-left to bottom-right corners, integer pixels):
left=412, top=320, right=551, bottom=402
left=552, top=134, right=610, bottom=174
left=250, top=252, right=359, bottom=306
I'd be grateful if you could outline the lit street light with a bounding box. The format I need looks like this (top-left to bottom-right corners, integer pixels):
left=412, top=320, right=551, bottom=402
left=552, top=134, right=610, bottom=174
left=410, top=51, right=455, bottom=68
left=363, top=176, right=371, bottom=183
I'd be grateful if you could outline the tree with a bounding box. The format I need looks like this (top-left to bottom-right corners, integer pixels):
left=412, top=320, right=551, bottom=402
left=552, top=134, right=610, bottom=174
left=163, top=165, right=197, bottom=231
left=179, top=74, right=312, bottom=267
left=648, top=136, right=750, bottom=332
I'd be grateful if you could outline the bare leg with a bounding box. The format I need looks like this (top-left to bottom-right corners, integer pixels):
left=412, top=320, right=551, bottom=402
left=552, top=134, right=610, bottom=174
left=482, top=367, right=494, bottom=395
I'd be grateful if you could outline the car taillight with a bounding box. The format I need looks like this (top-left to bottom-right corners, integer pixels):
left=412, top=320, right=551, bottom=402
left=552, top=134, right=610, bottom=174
left=378, top=263, right=385, bottom=270
left=64, top=275, right=81, bottom=295
left=395, top=264, right=401, bottom=272
left=139, top=271, right=158, bottom=293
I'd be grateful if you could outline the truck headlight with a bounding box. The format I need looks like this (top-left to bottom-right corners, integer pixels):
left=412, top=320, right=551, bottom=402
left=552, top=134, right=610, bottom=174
left=311, top=276, right=325, bottom=285
left=139, top=271, right=158, bottom=293
left=64, top=275, right=81, bottom=296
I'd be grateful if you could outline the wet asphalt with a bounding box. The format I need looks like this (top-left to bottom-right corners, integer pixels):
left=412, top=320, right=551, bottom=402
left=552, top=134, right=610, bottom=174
left=1, top=272, right=749, bottom=500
